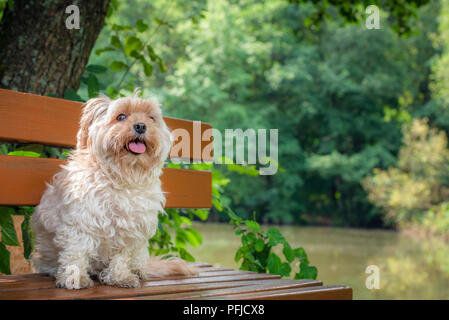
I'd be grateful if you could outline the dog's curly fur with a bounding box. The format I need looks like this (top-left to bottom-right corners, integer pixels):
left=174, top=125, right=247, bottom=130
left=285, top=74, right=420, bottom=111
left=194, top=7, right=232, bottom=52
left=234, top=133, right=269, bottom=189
left=30, top=92, right=197, bottom=289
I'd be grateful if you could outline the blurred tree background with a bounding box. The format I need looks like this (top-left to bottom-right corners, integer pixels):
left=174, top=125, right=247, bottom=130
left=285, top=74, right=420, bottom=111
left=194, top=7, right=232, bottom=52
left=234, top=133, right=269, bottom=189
left=81, top=0, right=449, bottom=231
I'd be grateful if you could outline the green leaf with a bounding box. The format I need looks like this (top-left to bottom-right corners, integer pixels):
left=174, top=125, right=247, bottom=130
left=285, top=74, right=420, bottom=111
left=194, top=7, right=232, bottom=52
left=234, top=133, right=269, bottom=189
left=282, top=242, right=295, bottom=263
left=64, top=89, right=84, bottom=102
left=7, top=150, right=40, bottom=158
left=87, top=74, right=100, bottom=98
left=192, top=209, right=208, bottom=221
left=279, top=262, right=291, bottom=277
left=21, top=214, right=32, bottom=260
left=157, top=59, right=167, bottom=72
left=227, top=163, right=259, bottom=176
left=147, top=45, right=158, bottom=61
left=0, top=242, right=11, bottom=274
left=140, top=58, right=153, bottom=77
left=111, top=24, right=132, bottom=31
left=110, top=0, right=118, bottom=10
left=267, top=252, right=282, bottom=275
left=299, top=262, right=318, bottom=280
left=267, top=227, right=285, bottom=246
left=130, top=50, right=143, bottom=59
left=254, top=238, right=265, bottom=252
left=179, top=216, right=192, bottom=226
left=241, top=234, right=249, bottom=246
left=179, top=248, right=195, bottom=262
left=155, top=248, right=169, bottom=256
left=184, top=228, right=203, bottom=247
left=106, top=87, right=119, bottom=99
left=155, top=17, right=168, bottom=25
left=136, top=19, right=148, bottom=32
left=14, top=144, right=43, bottom=154
left=212, top=198, right=223, bottom=212
left=110, top=35, right=122, bottom=49
left=106, top=4, right=114, bottom=18
left=95, top=47, right=116, bottom=56
left=175, top=233, right=187, bottom=249
left=86, top=64, right=107, bottom=74
left=0, top=207, right=19, bottom=246
left=110, top=61, right=127, bottom=71
left=293, top=247, right=309, bottom=263
left=244, top=220, right=260, bottom=232
left=124, top=36, right=143, bottom=56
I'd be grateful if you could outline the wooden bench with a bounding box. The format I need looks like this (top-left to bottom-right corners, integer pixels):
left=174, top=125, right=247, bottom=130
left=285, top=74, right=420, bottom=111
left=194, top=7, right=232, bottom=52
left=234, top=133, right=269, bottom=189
left=0, top=89, right=352, bottom=300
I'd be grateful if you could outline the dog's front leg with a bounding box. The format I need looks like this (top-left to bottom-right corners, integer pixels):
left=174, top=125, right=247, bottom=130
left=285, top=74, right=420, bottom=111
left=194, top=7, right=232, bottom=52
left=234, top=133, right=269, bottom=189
left=55, top=249, right=94, bottom=290
left=99, top=252, right=141, bottom=288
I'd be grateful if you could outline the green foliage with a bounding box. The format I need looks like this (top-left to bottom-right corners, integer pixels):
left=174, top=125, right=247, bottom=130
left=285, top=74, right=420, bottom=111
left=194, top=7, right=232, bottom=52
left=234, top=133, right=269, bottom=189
left=148, top=208, right=207, bottom=262
left=0, top=206, right=34, bottom=274
left=156, top=0, right=436, bottom=226
left=363, top=118, right=449, bottom=228
left=420, top=202, right=449, bottom=235
left=226, top=209, right=317, bottom=279
left=0, top=207, right=19, bottom=247
left=289, top=0, right=430, bottom=35
left=0, top=0, right=13, bottom=22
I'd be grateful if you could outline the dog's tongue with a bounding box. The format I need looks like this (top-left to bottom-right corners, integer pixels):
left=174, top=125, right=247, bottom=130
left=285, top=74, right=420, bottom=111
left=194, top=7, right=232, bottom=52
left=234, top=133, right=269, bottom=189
left=128, top=141, right=146, bottom=154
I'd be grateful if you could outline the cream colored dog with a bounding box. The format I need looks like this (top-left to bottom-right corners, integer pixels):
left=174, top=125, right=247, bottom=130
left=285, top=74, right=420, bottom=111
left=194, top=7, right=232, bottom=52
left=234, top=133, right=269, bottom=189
left=31, top=92, right=197, bottom=289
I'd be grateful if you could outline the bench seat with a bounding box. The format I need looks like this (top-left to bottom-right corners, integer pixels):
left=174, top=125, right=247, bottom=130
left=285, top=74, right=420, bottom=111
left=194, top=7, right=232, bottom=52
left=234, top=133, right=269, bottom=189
left=0, top=263, right=352, bottom=300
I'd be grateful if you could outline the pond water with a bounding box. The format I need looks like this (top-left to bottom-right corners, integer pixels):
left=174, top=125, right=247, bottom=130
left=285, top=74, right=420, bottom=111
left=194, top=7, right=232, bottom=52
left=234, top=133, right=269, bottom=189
left=189, top=222, right=449, bottom=299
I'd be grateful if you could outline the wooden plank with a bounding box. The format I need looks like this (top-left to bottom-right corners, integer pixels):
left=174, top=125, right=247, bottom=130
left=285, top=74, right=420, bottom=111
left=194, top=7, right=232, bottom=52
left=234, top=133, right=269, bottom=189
left=187, top=262, right=212, bottom=268
left=0, top=155, right=211, bottom=208
left=207, top=285, right=353, bottom=300
left=0, top=270, right=251, bottom=292
left=0, top=279, right=277, bottom=300
left=131, top=279, right=324, bottom=300
left=0, top=269, right=270, bottom=292
left=0, top=272, right=283, bottom=300
left=0, top=89, right=213, bottom=161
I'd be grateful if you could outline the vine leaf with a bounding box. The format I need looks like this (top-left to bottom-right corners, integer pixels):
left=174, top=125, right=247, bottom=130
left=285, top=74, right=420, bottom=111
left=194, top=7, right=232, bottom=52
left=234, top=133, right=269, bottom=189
left=0, top=207, right=20, bottom=246
left=0, top=242, right=11, bottom=274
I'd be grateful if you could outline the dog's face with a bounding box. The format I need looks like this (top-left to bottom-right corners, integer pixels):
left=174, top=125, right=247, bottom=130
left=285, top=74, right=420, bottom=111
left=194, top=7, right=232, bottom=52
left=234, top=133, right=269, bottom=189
left=76, top=95, right=172, bottom=172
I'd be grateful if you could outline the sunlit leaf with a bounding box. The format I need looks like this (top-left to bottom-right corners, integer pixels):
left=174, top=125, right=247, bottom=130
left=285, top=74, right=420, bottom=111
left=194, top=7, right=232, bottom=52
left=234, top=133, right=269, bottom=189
left=0, top=207, right=19, bottom=246
left=136, top=19, right=148, bottom=32
left=110, top=61, right=127, bottom=71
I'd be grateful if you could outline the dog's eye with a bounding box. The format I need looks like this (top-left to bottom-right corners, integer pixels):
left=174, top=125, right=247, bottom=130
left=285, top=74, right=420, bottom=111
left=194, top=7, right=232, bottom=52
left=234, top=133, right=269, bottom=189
left=149, top=116, right=156, bottom=122
left=116, top=114, right=127, bottom=121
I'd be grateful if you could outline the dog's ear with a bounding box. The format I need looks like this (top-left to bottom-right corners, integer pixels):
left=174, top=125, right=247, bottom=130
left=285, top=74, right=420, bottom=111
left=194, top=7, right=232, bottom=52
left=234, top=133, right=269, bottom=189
left=76, top=96, right=110, bottom=149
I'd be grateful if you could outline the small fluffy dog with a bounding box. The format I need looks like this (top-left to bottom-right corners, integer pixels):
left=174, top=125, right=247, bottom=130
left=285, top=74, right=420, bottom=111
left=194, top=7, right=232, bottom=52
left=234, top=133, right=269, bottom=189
left=31, top=92, right=197, bottom=289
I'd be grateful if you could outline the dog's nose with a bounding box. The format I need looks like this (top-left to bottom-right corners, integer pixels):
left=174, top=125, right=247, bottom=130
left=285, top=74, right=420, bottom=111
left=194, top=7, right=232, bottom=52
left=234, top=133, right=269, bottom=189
left=133, top=122, right=146, bottom=134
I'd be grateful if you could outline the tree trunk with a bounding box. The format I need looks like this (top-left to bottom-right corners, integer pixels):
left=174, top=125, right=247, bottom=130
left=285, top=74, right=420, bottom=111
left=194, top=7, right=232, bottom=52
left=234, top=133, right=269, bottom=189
left=0, top=0, right=110, bottom=97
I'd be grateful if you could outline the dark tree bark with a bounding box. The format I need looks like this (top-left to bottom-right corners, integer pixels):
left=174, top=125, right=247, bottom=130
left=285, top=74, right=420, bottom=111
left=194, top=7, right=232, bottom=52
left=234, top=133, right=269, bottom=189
left=0, top=0, right=110, bottom=97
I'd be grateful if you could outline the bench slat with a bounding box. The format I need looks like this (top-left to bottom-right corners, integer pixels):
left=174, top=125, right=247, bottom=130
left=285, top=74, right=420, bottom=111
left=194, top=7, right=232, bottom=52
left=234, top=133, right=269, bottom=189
left=0, top=89, right=213, bottom=161
left=207, top=285, right=353, bottom=300
left=133, top=279, right=324, bottom=300
left=0, top=155, right=211, bottom=208
left=0, top=269, right=323, bottom=300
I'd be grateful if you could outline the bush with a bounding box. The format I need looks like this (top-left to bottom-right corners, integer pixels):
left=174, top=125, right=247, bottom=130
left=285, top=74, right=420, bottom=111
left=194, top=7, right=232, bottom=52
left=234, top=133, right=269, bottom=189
left=363, top=118, right=449, bottom=228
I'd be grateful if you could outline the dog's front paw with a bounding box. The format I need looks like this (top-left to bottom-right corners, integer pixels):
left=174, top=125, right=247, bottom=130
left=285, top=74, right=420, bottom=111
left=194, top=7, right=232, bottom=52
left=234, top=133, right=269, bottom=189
left=116, top=274, right=141, bottom=288
left=99, top=270, right=141, bottom=288
left=56, top=266, right=94, bottom=290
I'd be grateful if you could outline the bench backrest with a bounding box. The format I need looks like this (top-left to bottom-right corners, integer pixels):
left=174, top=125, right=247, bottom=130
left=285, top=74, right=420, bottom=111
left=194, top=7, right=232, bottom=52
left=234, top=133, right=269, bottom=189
left=0, top=89, right=212, bottom=209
